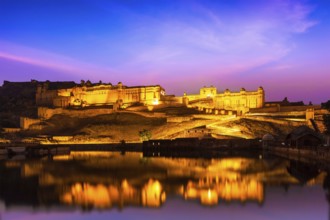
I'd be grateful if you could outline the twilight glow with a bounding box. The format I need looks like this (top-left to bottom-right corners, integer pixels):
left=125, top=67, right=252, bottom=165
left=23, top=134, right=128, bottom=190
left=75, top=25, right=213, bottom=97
left=1, top=0, right=330, bottom=103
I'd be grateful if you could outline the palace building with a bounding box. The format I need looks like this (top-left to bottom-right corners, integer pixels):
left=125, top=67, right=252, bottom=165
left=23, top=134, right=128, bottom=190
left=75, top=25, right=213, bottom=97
left=34, top=80, right=264, bottom=114
left=36, top=81, right=165, bottom=108
left=183, top=86, right=265, bottom=113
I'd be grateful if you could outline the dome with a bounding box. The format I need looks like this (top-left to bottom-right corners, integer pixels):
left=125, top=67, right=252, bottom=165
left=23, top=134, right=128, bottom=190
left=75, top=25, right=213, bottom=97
left=262, top=133, right=274, bottom=141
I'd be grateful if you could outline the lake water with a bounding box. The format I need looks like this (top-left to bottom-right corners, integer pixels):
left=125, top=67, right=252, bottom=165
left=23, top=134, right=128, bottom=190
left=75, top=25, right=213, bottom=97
left=0, top=151, right=329, bottom=220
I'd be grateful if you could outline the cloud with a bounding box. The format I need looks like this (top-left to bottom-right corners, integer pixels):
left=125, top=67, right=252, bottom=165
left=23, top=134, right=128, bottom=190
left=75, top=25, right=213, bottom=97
left=0, top=41, right=117, bottom=80
left=0, top=0, right=319, bottom=88
left=283, top=1, right=318, bottom=33
left=117, top=0, right=318, bottom=78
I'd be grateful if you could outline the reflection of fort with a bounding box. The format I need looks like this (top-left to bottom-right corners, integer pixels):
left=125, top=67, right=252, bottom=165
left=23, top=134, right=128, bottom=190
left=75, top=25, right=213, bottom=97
left=61, top=179, right=166, bottom=208
left=0, top=152, right=325, bottom=211
left=183, top=177, right=263, bottom=205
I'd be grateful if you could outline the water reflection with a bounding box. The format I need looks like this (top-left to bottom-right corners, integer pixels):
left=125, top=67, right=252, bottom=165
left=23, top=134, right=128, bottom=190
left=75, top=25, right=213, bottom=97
left=60, top=178, right=166, bottom=209
left=0, top=151, right=329, bottom=215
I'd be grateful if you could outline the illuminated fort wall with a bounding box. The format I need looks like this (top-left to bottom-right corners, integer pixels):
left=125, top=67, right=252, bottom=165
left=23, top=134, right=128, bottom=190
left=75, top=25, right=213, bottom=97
left=20, top=117, right=41, bottom=130
left=36, top=82, right=165, bottom=108
left=214, top=87, right=265, bottom=109
left=184, top=86, right=265, bottom=112
left=37, top=107, right=114, bottom=120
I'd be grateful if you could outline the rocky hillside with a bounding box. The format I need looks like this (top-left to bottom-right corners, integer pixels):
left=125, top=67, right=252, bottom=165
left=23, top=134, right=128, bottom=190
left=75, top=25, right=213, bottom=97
left=22, top=112, right=167, bottom=142
left=19, top=110, right=306, bottom=143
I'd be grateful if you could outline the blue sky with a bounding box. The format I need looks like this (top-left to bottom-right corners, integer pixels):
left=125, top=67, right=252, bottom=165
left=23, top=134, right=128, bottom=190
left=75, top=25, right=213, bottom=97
left=0, top=0, right=329, bottom=103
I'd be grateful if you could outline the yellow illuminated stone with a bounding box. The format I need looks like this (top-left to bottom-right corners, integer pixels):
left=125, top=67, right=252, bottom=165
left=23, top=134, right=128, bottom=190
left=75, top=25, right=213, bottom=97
left=141, top=179, right=165, bottom=207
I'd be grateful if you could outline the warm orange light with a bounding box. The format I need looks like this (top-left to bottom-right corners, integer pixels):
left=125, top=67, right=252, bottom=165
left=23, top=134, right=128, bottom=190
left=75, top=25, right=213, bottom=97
left=61, top=183, right=112, bottom=208
left=200, top=189, right=218, bottom=205
left=152, top=99, right=159, bottom=105
left=141, top=179, right=165, bottom=207
left=53, top=155, right=70, bottom=160
left=122, top=179, right=129, bottom=188
left=181, top=173, right=264, bottom=205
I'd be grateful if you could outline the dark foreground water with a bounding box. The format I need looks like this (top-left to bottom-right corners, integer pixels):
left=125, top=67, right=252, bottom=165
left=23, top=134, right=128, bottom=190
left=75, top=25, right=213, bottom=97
left=0, top=151, right=330, bottom=220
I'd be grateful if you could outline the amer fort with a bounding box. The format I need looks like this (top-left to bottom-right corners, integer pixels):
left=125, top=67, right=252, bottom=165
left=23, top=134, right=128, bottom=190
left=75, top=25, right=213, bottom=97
left=35, top=80, right=264, bottom=112
left=0, top=79, right=329, bottom=149
left=0, top=79, right=266, bottom=130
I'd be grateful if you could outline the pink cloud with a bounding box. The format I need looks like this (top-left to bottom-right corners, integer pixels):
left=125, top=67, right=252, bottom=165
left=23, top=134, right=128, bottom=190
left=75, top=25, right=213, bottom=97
left=0, top=41, right=118, bottom=81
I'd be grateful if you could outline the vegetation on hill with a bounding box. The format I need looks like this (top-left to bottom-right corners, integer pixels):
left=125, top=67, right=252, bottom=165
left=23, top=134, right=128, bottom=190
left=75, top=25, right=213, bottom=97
left=0, top=81, right=38, bottom=128
left=138, top=129, right=152, bottom=141
left=322, top=100, right=330, bottom=134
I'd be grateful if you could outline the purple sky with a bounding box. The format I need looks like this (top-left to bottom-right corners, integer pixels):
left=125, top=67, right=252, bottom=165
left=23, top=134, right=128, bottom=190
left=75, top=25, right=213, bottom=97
left=1, top=0, right=330, bottom=103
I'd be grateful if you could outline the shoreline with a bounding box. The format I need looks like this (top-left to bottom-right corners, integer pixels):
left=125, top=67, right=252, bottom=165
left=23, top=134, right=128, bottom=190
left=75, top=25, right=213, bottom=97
left=1, top=139, right=330, bottom=164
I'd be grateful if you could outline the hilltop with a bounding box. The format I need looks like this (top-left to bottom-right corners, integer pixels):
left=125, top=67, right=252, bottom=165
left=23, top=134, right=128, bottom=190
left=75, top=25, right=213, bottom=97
left=14, top=106, right=309, bottom=143
left=0, top=80, right=329, bottom=144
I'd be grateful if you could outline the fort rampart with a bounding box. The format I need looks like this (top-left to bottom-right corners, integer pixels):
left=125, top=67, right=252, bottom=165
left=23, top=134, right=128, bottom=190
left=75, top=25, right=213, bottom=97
left=38, top=107, right=115, bottom=119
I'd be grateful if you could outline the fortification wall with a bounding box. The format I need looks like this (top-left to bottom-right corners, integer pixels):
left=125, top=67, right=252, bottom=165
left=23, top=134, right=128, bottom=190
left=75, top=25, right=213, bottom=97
left=316, top=109, right=330, bottom=114
left=167, top=116, right=193, bottom=123
left=184, top=94, right=201, bottom=102
left=162, top=96, right=182, bottom=104
left=194, top=107, right=237, bottom=116
left=280, top=105, right=321, bottom=112
left=122, top=110, right=166, bottom=118
left=243, top=115, right=306, bottom=126
left=125, top=106, right=148, bottom=112
left=214, top=90, right=264, bottom=110
left=38, top=107, right=115, bottom=119
left=36, top=90, right=57, bottom=106
left=250, top=105, right=322, bottom=114
left=38, top=107, right=63, bottom=119
left=63, top=108, right=114, bottom=118
left=246, top=111, right=306, bottom=117
left=52, top=136, right=74, bottom=142
left=20, top=117, right=42, bottom=130
left=2, top=128, right=21, bottom=133
left=249, top=106, right=279, bottom=113
left=192, top=114, right=236, bottom=120
left=38, top=107, right=167, bottom=120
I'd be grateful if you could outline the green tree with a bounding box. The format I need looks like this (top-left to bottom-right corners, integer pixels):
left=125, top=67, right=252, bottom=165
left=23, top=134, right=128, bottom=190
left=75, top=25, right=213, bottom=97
left=139, top=129, right=152, bottom=141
